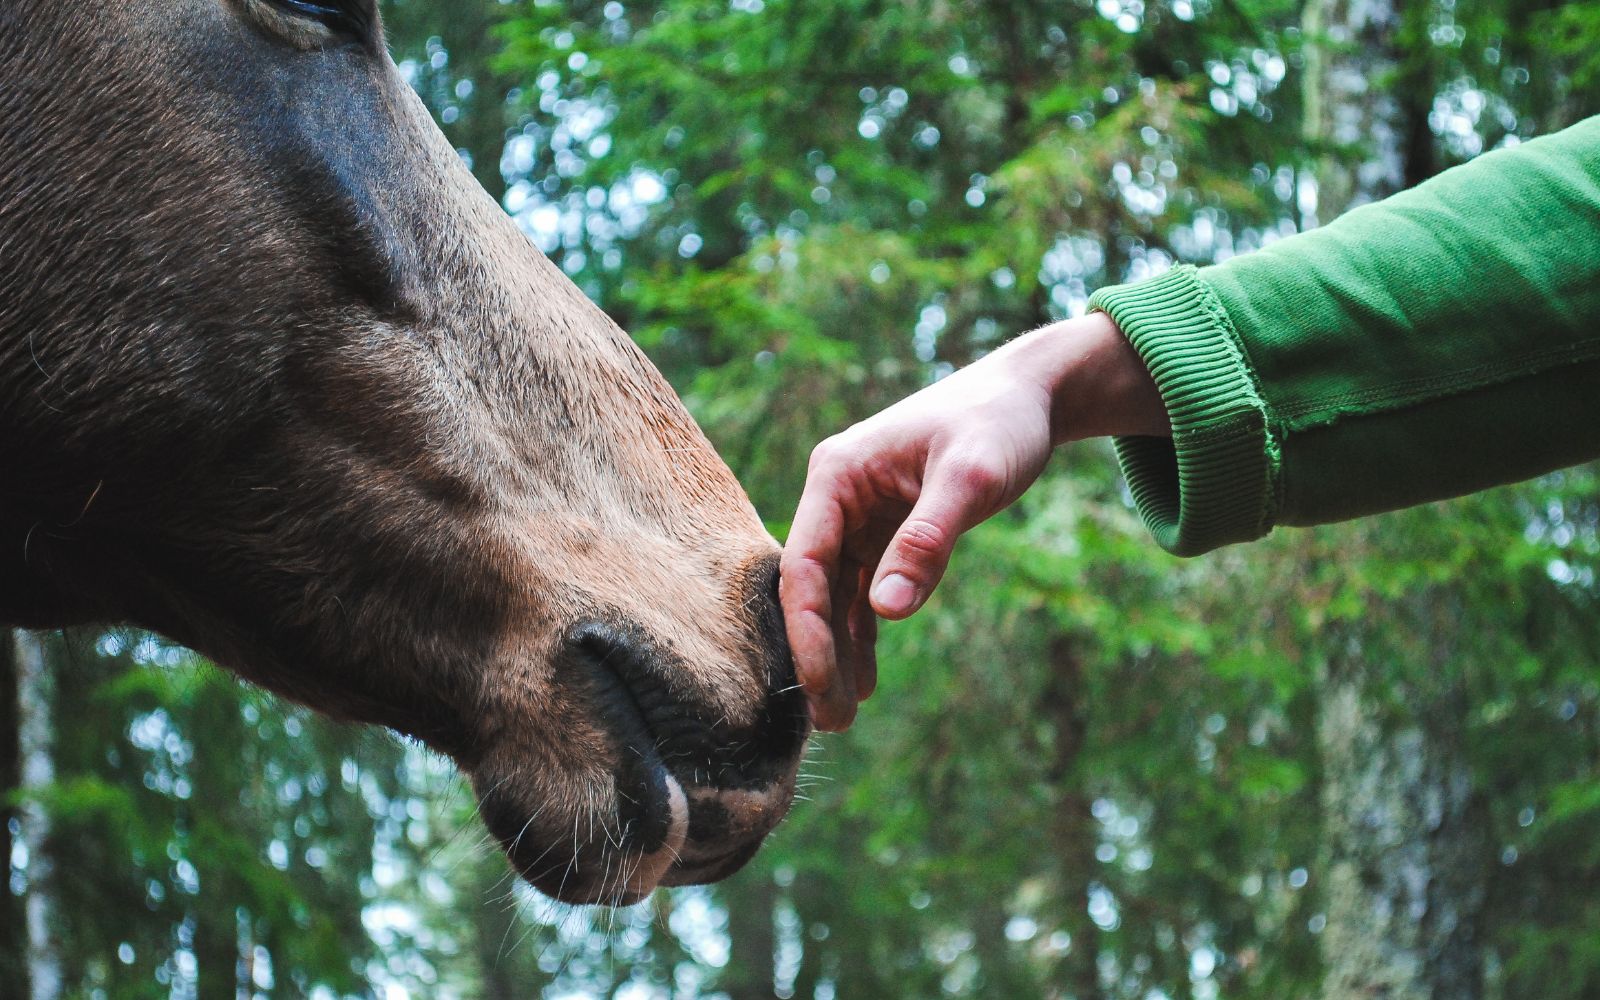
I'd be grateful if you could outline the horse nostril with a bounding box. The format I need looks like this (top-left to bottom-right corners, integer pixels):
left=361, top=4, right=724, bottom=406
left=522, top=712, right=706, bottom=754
left=569, top=620, right=633, bottom=669
left=566, top=621, right=664, bottom=736
left=749, top=554, right=798, bottom=701
left=565, top=620, right=676, bottom=854
left=767, top=555, right=782, bottom=609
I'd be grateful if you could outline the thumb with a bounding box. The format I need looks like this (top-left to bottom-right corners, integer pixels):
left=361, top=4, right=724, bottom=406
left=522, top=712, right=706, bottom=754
left=869, top=455, right=998, bottom=620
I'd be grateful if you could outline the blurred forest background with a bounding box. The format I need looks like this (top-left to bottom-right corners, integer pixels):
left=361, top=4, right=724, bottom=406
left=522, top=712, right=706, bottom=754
left=6, top=0, right=1600, bottom=997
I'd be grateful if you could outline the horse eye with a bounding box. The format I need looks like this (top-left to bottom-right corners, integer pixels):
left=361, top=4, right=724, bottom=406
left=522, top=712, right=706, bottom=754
left=274, top=0, right=369, bottom=36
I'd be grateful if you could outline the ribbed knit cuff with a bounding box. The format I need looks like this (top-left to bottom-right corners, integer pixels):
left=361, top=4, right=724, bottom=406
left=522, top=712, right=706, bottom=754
left=1088, top=265, right=1279, bottom=556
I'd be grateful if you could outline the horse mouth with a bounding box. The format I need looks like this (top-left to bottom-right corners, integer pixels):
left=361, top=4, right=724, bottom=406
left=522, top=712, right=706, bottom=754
left=475, top=619, right=803, bottom=906
left=661, top=838, right=764, bottom=887
left=567, top=619, right=800, bottom=894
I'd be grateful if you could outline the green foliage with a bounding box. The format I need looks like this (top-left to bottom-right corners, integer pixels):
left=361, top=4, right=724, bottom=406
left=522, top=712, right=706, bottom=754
left=20, top=633, right=403, bottom=997
left=472, top=1, right=1600, bottom=995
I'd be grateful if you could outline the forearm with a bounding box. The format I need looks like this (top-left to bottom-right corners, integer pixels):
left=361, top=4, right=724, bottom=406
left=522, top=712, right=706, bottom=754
left=1092, top=114, right=1600, bottom=555
left=992, top=313, right=1169, bottom=446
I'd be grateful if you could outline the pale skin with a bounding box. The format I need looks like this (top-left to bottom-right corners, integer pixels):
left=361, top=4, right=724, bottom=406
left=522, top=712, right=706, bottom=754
left=778, top=311, right=1172, bottom=732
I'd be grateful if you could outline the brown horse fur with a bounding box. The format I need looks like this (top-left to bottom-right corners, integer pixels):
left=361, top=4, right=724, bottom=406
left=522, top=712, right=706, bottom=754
left=0, top=0, right=807, bottom=904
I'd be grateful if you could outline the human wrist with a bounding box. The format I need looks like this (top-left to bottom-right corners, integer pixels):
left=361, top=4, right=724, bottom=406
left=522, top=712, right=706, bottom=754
left=998, top=313, right=1169, bottom=446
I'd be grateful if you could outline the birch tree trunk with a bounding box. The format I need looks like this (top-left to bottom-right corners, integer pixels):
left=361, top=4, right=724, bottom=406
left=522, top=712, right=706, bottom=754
left=15, top=630, right=61, bottom=1000
left=1300, top=0, right=1406, bottom=223
left=1302, top=3, right=1490, bottom=996
left=1, top=631, right=28, bottom=992
left=1317, top=612, right=1489, bottom=1000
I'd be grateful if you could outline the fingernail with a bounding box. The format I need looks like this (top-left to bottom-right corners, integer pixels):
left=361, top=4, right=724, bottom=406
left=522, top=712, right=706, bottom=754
left=873, top=574, right=918, bottom=616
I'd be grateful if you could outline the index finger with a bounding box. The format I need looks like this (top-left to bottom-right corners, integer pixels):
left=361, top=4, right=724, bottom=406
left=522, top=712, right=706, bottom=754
left=779, top=465, right=849, bottom=715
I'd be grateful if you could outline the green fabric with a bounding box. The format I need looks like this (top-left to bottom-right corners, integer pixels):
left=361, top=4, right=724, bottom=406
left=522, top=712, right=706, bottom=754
left=1090, top=115, right=1600, bottom=556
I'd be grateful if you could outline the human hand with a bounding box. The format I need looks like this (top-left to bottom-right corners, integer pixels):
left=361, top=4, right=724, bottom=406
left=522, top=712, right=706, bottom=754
left=779, top=312, right=1167, bottom=731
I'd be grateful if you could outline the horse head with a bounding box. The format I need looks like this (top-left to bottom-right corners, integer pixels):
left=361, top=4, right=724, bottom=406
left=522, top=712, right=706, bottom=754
left=0, top=0, right=807, bottom=904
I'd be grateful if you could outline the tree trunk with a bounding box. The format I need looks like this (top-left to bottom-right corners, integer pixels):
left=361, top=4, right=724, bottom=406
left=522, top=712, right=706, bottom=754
left=472, top=901, right=520, bottom=998
left=471, top=854, right=528, bottom=1000
left=721, top=877, right=778, bottom=1000
left=191, top=679, right=244, bottom=1000
left=1300, top=0, right=1406, bottom=224
left=16, top=631, right=61, bottom=1000
left=1302, top=6, right=1488, bottom=995
left=1041, top=638, right=1102, bottom=1000
left=1, top=631, right=29, bottom=993
left=1317, top=611, right=1489, bottom=1000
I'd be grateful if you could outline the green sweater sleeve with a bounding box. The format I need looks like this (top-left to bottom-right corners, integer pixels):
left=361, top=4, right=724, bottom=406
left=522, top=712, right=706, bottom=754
left=1089, top=114, right=1600, bottom=556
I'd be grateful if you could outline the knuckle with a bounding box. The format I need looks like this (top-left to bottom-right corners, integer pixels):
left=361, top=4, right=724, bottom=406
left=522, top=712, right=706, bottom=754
left=896, top=518, right=951, bottom=561
left=853, top=453, right=895, bottom=495
left=808, top=435, right=847, bottom=472
left=943, top=452, right=1005, bottom=498
left=779, top=552, right=826, bottom=587
left=811, top=428, right=883, bottom=479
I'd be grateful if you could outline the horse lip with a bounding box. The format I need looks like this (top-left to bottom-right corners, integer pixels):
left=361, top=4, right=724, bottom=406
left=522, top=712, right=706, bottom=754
left=661, top=838, right=763, bottom=887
